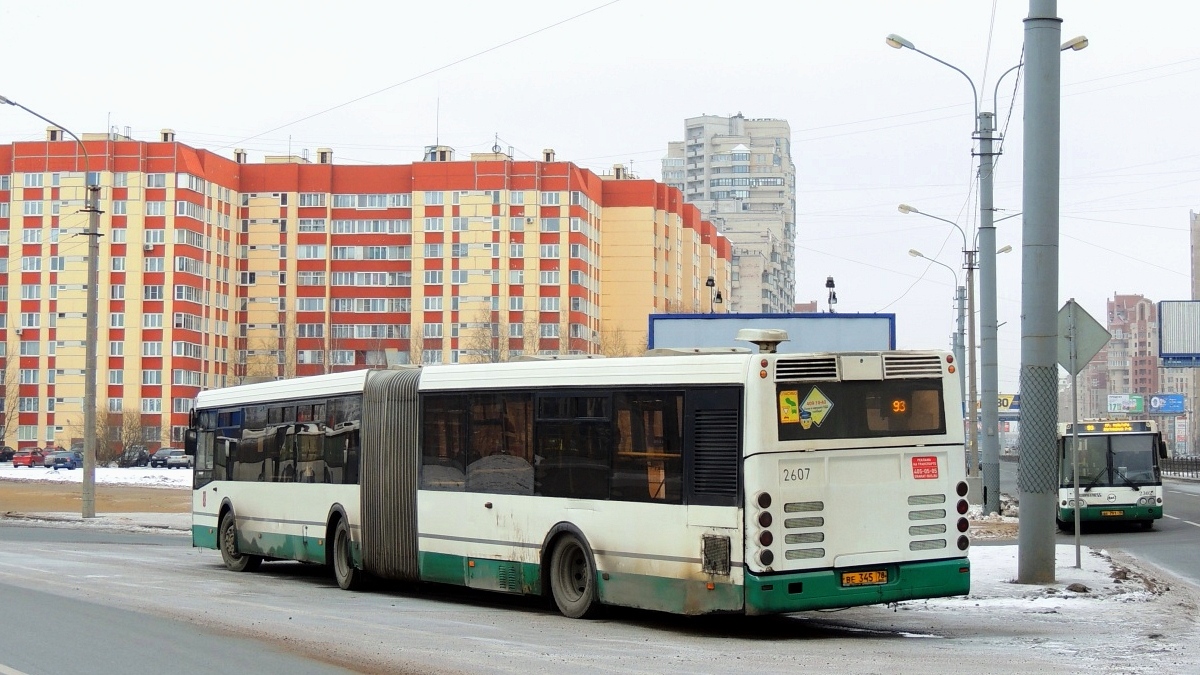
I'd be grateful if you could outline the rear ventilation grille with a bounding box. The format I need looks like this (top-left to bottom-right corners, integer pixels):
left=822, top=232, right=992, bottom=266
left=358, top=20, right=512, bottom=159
left=775, top=357, right=838, bottom=382
left=884, top=354, right=944, bottom=378
left=702, top=534, right=732, bottom=576
left=908, top=494, right=947, bottom=506
left=910, top=539, right=948, bottom=551
left=693, top=410, right=740, bottom=498
left=785, top=548, right=826, bottom=560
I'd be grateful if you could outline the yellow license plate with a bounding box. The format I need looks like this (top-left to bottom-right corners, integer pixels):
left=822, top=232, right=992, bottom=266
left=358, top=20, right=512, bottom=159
left=1100, top=510, right=1125, bottom=517
left=841, top=570, right=888, bottom=587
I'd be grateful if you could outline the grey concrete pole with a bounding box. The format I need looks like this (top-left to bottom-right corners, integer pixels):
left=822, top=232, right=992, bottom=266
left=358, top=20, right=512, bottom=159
left=978, top=111, right=1001, bottom=515
left=1017, top=0, right=1062, bottom=584
left=956, top=286, right=967, bottom=402
left=0, top=95, right=100, bottom=518
left=966, top=253, right=978, bottom=477
left=83, top=179, right=101, bottom=518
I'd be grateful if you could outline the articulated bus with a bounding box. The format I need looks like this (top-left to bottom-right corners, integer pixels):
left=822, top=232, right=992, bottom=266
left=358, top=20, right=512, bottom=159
left=1057, top=420, right=1168, bottom=530
left=188, top=332, right=971, bottom=617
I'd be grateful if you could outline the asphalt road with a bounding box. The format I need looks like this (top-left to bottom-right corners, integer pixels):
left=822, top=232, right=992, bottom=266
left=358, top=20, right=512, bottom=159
left=1, top=520, right=1197, bottom=674
left=1000, top=459, right=1200, bottom=585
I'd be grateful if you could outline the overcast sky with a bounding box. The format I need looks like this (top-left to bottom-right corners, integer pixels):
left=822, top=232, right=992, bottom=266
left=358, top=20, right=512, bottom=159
left=2, top=1, right=1194, bottom=391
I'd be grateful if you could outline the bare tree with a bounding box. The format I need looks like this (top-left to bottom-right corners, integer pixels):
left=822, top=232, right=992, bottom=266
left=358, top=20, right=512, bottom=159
left=0, top=348, right=19, bottom=447
left=522, top=314, right=541, bottom=356
left=231, top=337, right=279, bottom=385
left=115, top=409, right=148, bottom=461
left=461, top=308, right=501, bottom=363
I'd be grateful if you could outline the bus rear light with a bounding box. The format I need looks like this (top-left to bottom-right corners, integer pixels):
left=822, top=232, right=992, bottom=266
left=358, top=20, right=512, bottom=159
left=760, top=550, right=774, bottom=566
left=760, top=370, right=768, bottom=379
left=1157, top=497, right=1163, bottom=504
left=759, top=531, right=773, bottom=547
left=957, top=535, right=970, bottom=551
left=760, top=358, right=768, bottom=368
left=956, top=500, right=968, bottom=515
left=956, top=481, right=968, bottom=497
left=957, top=518, right=969, bottom=533
left=946, top=355, right=953, bottom=363
left=948, top=365, right=956, bottom=374
left=757, top=492, right=772, bottom=509
left=758, top=512, right=773, bottom=528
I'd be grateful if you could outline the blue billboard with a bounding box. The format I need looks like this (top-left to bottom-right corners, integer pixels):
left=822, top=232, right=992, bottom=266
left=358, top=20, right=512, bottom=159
left=1148, top=394, right=1186, bottom=415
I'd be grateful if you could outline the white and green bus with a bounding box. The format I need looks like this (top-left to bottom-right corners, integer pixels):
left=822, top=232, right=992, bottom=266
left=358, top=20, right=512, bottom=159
left=1057, top=420, right=1168, bottom=531
left=188, top=332, right=971, bottom=617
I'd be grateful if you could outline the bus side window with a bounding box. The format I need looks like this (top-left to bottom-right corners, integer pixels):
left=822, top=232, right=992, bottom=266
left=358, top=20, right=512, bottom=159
left=420, top=394, right=467, bottom=491
left=465, top=393, right=534, bottom=495
left=611, top=391, right=683, bottom=504
left=535, top=394, right=612, bottom=500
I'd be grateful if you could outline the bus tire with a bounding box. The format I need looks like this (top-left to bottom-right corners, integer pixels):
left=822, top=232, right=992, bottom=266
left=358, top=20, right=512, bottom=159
left=549, top=533, right=599, bottom=619
left=1056, top=518, right=1074, bottom=533
left=219, top=511, right=262, bottom=573
left=1141, top=520, right=1154, bottom=530
left=332, top=518, right=364, bottom=590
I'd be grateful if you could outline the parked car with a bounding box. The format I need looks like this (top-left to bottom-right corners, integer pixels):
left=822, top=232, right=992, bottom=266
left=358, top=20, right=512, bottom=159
left=51, top=451, right=84, bottom=470
left=0, top=446, right=14, bottom=462
left=150, top=448, right=175, bottom=468
left=41, top=447, right=65, bottom=468
left=12, top=450, right=45, bottom=468
left=165, top=449, right=193, bottom=469
left=119, top=446, right=150, bottom=467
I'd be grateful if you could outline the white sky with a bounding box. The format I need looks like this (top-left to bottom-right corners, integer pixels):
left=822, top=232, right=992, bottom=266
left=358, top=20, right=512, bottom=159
left=2, top=1, right=1195, bottom=391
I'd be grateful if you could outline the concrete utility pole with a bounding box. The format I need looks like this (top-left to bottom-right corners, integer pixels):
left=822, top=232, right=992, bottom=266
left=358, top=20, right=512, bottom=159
left=1017, top=0, right=1063, bottom=584
left=0, top=95, right=101, bottom=518
left=978, top=111, right=1001, bottom=515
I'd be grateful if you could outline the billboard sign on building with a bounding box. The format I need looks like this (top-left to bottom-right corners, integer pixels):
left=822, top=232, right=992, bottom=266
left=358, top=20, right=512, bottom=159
left=1159, top=300, right=1200, bottom=367
left=1148, top=394, right=1186, bottom=415
left=1107, top=394, right=1145, bottom=414
left=1176, top=416, right=1190, bottom=456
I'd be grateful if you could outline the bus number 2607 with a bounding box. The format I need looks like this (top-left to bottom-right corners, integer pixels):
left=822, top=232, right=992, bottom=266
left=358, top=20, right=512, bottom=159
left=782, top=467, right=810, bottom=482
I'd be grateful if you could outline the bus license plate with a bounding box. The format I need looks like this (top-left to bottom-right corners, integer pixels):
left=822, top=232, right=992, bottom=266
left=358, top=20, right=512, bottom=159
left=1100, top=510, right=1124, bottom=517
left=841, top=570, right=887, bottom=587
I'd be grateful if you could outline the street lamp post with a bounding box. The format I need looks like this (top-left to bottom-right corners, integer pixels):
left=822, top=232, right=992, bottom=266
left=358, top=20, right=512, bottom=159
left=706, top=276, right=716, bottom=313
left=909, top=249, right=967, bottom=402
left=887, top=33, right=1087, bottom=516
left=900, top=205, right=978, bottom=477
left=0, top=95, right=102, bottom=519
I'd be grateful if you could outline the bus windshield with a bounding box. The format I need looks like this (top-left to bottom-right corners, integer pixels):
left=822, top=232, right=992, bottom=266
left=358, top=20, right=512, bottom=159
left=1059, top=433, right=1159, bottom=487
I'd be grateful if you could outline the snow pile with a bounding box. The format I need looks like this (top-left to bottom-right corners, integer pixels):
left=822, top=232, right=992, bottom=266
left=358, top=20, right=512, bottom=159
left=0, top=465, right=192, bottom=489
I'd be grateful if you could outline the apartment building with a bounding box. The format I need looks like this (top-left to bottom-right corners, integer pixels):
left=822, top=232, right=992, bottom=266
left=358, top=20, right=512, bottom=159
left=663, top=113, right=795, bottom=313
left=0, top=133, right=729, bottom=452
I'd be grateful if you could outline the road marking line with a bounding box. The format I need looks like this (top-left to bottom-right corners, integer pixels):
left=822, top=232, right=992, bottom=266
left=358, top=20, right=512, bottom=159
left=1185, top=521, right=1200, bottom=528
left=0, top=663, right=31, bottom=675
left=1165, top=515, right=1180, bottom=520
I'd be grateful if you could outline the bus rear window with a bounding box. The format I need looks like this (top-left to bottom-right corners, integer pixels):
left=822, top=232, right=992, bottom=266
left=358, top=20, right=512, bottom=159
left=776, top=379, right=945, bottom=441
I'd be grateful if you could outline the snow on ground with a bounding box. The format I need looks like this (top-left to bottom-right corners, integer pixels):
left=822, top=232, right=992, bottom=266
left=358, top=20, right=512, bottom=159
left=0, top=464, right=192, bottom=489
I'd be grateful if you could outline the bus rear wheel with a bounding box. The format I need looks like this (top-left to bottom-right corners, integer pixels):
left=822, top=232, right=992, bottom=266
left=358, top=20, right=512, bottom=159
left=549, top=533, right=599, bottom=619
left=219, top=511, right=262, bottom=572
left=332, top=518, right=363, bottom=590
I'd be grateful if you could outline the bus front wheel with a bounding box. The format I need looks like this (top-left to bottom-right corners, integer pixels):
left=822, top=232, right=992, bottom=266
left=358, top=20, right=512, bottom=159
left=219, top=511, right=262, bottom=573
left=332, top=518, right=364, bottom=590
left=549, top=533, right=599, bottom=619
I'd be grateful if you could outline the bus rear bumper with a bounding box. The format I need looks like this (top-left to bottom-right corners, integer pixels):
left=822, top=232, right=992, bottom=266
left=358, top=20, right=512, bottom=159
left=1059, top=505, right=1162, bottom=522
left=743, top=557, right=971, bottom=615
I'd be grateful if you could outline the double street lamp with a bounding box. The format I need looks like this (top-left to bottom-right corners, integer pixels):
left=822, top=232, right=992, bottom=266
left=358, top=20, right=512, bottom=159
left=887, top=32, right=1087, bottom=515
left=901, top=204, right=978, bottom=478
left=705, top=276, right=723, bottom=313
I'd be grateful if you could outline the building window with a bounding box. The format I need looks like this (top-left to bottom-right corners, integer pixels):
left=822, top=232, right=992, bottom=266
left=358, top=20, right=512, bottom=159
left=146, top=173, right=166, bottom=188
left=424, top=191, right=444, bottom=205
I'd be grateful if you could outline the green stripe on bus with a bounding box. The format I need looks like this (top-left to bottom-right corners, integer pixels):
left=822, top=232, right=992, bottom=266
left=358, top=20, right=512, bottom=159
left=1058, top=505, right=1162, bottom=522
left=193, top=525, right=218, bottom=549
left=419, top=551, right=542, bottom=594
left=744, top=557, right=970, bottom=615
left=597, top=572, right=743, bottom=615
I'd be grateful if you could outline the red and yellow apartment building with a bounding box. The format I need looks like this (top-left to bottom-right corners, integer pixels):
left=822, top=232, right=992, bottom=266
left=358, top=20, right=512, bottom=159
left=0, top=130, right=730, bottom=452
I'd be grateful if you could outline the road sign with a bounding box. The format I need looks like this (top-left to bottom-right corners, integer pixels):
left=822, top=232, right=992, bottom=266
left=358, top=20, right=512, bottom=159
left=1058, top=300, right=1111, bottom=376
